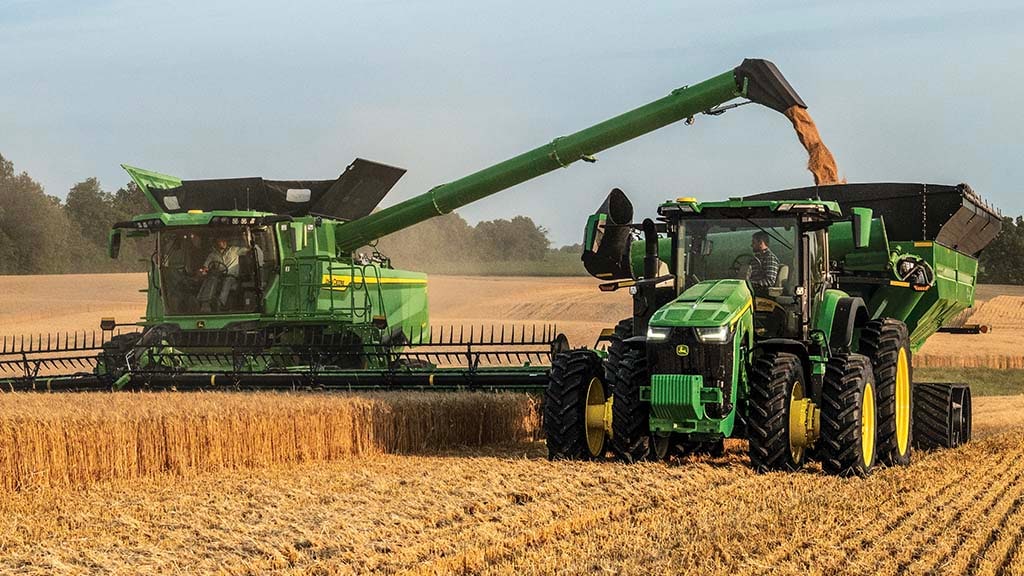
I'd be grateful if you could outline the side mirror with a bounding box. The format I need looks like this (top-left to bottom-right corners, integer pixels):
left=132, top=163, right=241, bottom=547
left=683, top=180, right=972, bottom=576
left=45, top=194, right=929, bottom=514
left=851, top=207, right=872, bottom=249
left=108, top=229, right=122, bottom=259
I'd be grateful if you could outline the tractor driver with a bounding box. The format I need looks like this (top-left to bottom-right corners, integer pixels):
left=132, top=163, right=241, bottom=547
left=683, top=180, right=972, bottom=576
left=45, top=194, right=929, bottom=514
left=197, top=235, right=243, bottom=311
left=749, top=231, right=780, bottom=296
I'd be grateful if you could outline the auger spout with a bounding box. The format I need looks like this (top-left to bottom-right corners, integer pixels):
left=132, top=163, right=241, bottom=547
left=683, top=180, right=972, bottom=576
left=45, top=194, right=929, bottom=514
left=334, top=58, right=805, bottom=252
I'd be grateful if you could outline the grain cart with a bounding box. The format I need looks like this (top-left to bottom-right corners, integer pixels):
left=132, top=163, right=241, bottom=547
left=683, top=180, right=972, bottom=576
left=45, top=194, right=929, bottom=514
left=1, top=58, right=810, bottom=392
left=545, top=184, right=999, bottom=475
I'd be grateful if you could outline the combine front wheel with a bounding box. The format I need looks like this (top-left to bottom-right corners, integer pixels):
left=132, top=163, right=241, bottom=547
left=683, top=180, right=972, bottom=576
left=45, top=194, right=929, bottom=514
left=747, top=352, right=808, bottom=472
left=859, top=318, right=913, bottom=466
left=820, top=354, right=878, bottom=477
left=543, top=350, right=609, bottom=460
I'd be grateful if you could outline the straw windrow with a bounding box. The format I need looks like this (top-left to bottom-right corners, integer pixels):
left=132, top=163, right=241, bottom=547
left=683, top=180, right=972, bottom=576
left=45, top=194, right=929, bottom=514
left=0, top=392, right=541, bottom=491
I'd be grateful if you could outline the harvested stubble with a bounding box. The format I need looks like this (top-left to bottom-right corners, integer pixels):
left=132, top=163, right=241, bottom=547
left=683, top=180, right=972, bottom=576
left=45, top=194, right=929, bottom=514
left=0, top=391, right=540, bottom=491
left=915, top=354, right=1024, bottom=369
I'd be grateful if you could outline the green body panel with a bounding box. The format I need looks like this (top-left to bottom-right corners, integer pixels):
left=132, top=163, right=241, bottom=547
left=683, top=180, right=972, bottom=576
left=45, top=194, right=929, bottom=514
left=828, top=217, right=889, bottom=272
left=629, top=237, right=673, bottom=278
left=865, top=241, right=977, bottom=352
left=812, top=289, right=848, bottom=344
left=649, top=280, right=753, bottom=328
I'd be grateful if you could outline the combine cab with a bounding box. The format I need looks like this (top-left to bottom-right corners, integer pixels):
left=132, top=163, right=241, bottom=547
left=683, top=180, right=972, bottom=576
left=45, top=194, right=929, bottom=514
left=1, top=58, right=812, bottom=392
left=548, top=184, right=999, bottom=474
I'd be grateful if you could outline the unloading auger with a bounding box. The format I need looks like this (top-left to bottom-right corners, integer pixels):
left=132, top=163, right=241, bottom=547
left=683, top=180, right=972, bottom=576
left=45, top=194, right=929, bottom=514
left=1, top=59, right=810, bottom=392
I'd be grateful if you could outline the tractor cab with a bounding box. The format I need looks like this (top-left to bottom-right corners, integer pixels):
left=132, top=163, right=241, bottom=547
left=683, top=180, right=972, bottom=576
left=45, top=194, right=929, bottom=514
left=659, top=198, right=844, bottom=340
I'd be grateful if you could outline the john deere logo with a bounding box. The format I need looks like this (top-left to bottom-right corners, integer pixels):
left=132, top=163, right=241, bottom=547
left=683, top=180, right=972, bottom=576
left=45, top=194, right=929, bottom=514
left=676, top=344, right=689, bottom=356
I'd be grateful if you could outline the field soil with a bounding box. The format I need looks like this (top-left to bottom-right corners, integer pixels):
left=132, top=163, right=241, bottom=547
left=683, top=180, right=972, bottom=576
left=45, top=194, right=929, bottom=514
left=3, top=274, right=1024, bottom=574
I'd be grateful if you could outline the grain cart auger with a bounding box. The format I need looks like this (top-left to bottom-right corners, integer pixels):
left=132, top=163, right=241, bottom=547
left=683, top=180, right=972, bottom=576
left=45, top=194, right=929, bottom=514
left=546, top=184, right=999, bottom=475
left=0, top=58, right=809, bottom=393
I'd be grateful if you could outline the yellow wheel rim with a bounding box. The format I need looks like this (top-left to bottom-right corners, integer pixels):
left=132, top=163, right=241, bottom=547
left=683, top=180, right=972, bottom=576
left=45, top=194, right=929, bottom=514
left=862, top=381, right=876, bottom=467
left=584, top=377, right=606, bottom=457
left=788, top=380, right=805, bottom=463
left=895, top=348, right=911, bottom=455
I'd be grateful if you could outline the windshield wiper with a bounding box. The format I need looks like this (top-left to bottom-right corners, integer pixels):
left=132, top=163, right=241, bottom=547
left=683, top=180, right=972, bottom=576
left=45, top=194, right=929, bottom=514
left=742, top=217, right=792, bottom=251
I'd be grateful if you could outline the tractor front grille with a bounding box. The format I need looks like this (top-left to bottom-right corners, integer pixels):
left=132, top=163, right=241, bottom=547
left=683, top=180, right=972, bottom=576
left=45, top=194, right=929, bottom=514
left=647, top=327, right=734, bottom=417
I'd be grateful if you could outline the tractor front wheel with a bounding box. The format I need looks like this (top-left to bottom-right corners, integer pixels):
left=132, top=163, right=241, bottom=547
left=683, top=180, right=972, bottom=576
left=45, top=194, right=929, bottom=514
left=609, top=349, right=651, bottom=463
left=543, top=350, right=608, bottom=460
left=820, top=354, right=878, bottom=477
left=747, top=351, right=807, bottom=472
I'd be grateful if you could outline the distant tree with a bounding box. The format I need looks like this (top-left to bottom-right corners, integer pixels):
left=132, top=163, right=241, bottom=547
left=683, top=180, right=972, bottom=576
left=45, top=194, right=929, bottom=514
left=978, top=217, right=1024, bottom=285
left=0, top=154, right=74, bottom=273
left=472, top=216, right=549, bottom=261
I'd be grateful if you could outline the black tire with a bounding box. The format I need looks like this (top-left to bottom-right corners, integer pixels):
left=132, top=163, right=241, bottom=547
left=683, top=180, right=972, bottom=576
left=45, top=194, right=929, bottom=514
left=859, top=318, right=913, bottom=466
left=820, top=354, right=878, bottom=477
left=609, top=349, right=650, bottom=463
left=543, top=350, right=607, bottom=460
left=603, top=318, right=634, bottom=384
left=913, top=383, right=972, bottom=449
left=747, top=352, right=807, bottom=472
left=96, top=332, right=142, bottom=383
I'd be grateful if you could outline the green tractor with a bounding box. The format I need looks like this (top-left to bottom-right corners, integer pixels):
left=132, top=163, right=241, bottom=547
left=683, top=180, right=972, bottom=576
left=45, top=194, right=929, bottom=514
left=545, top=183, right=999, bottom=475
left=1, top=58, right=813, bottom=392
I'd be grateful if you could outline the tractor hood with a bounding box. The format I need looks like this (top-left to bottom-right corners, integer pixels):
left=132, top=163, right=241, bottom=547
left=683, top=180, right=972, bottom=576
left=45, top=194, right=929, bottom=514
left=649, top=280, right=752, bottom=328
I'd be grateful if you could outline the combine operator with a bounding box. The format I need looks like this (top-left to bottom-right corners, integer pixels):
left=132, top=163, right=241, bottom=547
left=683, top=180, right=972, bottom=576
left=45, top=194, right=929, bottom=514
left=198, top=236, right=243, bottom=312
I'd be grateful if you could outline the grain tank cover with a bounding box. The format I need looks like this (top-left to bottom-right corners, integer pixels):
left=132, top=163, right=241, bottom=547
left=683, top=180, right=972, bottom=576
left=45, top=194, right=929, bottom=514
left=137, top=158, right=405, bottom=220
left=747, top=183, right=1001, bottom=256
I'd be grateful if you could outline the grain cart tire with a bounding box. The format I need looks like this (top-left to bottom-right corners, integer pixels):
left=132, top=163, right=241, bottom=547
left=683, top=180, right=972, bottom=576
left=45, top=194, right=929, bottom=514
left=748, top=351, right=807, bottom=472
left=610, top=349, right=651, bottom=463
left=544, top=350, right=608, bottom=460
left=913, top=383, right=972, bottom=449
left=603, top=318, right=634, bottom=385
left=820, top=354, right=878, bottom=477
left=95, top=333, right=143, bottom=384
left=859, top=318, right=913, bottom=467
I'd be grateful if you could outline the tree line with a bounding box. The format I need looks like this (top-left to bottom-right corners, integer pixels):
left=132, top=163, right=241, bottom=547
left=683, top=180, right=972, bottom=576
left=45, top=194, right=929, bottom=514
left=0, top=153, right=557, bottom=275
left=2, top=151, right=1020, bottom=281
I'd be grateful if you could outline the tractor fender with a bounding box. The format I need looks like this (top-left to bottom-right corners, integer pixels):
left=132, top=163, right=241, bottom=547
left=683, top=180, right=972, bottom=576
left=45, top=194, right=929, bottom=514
left=829, top=297, right=869, bottom=354
left=753, top=338, right=814, bottom=397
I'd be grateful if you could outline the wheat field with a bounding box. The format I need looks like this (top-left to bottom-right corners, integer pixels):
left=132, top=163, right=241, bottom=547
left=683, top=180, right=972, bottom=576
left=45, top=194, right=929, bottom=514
left=0, top=395, right=1022, bottom=575
left=2, top=274, right=1024, bottom=574
left=0, top=392, right=540, bottom=491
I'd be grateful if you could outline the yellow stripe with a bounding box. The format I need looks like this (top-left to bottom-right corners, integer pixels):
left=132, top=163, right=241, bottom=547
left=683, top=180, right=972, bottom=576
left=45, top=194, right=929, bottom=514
left=323, top=274, right=428, bottom=290
left=913, top=241, right=933, bottom=247
left=889, top=280, right=911, bottom=288
left=731, top=299, right=753, bottom=329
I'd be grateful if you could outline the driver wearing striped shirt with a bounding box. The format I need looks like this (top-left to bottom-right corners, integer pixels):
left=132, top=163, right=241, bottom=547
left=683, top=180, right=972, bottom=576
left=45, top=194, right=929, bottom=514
left=749, top=231, right=780, bottom=295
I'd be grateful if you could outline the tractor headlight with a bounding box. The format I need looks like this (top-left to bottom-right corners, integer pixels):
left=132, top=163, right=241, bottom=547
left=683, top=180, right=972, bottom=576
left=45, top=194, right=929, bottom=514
left=695, top=325, right=732, bottom=343
left=646, top=326, right=672, bottom=341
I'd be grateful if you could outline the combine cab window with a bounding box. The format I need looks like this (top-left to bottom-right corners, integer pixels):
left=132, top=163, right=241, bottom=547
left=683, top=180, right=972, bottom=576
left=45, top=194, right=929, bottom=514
left=157, top=226, right=277, bottom=315
left=681, top=217, right=800, bottom=338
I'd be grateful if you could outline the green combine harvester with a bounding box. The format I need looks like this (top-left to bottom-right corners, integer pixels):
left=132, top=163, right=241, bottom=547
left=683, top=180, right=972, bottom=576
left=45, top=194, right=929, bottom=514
left=545, top=183, right=999, bottom=475
left=0, top=58, right=814, bottom=392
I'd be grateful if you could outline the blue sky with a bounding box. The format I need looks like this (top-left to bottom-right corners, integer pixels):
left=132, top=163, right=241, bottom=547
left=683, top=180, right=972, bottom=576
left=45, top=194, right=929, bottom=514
left=2, top=0, right=1021, bottom=245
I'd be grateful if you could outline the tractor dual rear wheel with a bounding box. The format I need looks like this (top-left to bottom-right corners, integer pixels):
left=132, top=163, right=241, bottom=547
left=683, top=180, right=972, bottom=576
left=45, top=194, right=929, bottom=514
left=820, top=354, right=878, bottom=477
left=543, top=350, right=609, bottom=460
left=609, top=349, right=651, bottom=463
left=859, top=318, right=913, bottom=466
left=748, top=352, right=808, bottom=472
